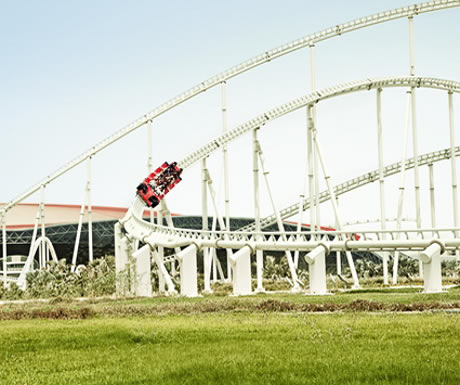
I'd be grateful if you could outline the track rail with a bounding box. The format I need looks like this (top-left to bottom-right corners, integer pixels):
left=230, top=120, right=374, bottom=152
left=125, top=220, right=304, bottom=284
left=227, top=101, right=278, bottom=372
left=2, top=1, right=458, bottom=216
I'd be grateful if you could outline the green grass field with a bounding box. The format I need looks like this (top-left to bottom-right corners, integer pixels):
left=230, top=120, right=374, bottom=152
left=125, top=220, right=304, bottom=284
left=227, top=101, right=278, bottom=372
left=1, top=288, right=460, bottom=385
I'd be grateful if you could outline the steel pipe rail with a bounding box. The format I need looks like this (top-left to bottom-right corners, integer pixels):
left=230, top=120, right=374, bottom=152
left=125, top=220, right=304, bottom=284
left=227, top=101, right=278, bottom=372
left=1, top=2, right=458, bottom=215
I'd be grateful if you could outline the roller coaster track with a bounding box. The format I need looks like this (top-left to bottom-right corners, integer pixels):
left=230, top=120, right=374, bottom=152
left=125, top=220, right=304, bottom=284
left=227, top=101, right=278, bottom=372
left=121, top=144, right=460, bottom=248
left=1, top=1, right=458, bottom=216
left=178, top=76, right=459, bottom=169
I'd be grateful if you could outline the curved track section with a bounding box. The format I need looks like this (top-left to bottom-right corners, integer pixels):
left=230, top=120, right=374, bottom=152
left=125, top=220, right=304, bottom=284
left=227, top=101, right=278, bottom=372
left=1, top=1, right=458, bottom=216
left=121, top=144, right=460, bottom=251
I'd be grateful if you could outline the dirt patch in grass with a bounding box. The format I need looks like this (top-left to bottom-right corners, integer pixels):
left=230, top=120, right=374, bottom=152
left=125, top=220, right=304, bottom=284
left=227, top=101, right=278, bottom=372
left=0, top=307, right=95, bottom=320
left=1, top=298, right=460, bottom=320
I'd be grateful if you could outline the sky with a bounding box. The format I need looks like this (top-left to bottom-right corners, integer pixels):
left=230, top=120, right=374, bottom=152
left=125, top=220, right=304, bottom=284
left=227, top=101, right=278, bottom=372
left=1, top=0, right=459, bottom=229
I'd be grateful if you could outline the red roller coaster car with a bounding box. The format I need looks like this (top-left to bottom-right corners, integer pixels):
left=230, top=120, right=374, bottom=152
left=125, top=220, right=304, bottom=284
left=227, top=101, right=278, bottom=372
left=136, top=162, right=183, bottom=208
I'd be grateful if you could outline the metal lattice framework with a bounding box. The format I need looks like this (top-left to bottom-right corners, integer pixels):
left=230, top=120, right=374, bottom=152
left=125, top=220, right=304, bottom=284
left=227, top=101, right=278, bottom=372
left=1, top=1, right=459, bottom=295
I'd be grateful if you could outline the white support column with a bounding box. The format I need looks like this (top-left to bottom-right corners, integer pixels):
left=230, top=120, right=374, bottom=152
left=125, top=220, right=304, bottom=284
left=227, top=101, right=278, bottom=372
left=393, top=91, right=412, bottom=284
left=155, top=209, right=167, bottom=294
left=448, top=92, right=459, bottom=245
left=177, top=244, right=198, bottom=297
left=256, top=138, right=300, bottom=291
left=221, top=81, right=232, bottom=281
left=72, top=164, right=90, bottom=271
left=412, top=87, right=423, bottom=278
left=304, top=243, right=328, bottom=295
left=201, top=158, right=212, bottom=293
left=147, top=120, right=155, bottom=224
left=2, top=215, right=7, bottom=285
left=295, top=108, right=310, bottom=268
left=307, top=106, right=316, bottom=240
left=376, top=88, right=389, bottom=285
left=336, top=249, right=342, bottom=276
left=409, top=14, right=423, bottom=277
left=133, top=244, right=153, bottom=297
left=310, top=44, right=320, bottom=235
left=420, top=241, right=443, bottom=293
left=87, top=157, right=93, bottom=263
left=39, top=185, right=46, bottom=269
left=310, top=108, right=360, bottom=288
left=231, top=246, right=252, bottom=296
left=253, top=128, right=264, bottom=292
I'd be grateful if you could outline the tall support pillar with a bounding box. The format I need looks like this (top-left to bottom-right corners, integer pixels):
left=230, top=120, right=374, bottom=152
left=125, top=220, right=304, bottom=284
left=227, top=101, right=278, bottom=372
left=202, top=158, right=212, bottom=293
left=408, top=14, right=423, bottom=276
left=147, top=120, right=155, bottom=224
left=376, top=88, right=389, bottom=285
left=393, top=91, right=412, bottom=284
left=310, top=44, right=320, bottom=235
left=2, top=215, right=6, bottom=285
left=307, top=105, right=316, bottom=240
left=448, top=92, right=459, bottom=252
left=253, top=128, right=264, bottom=292
left=87, top=157, right=93, bottom=263
left=221, top=81, right=232, bottom=281
left=411, top=87, right=423, bottom=277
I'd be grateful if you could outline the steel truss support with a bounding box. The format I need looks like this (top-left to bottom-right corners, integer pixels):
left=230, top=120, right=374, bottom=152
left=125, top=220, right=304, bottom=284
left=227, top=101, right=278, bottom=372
left=308, top=106, right=360, bottom=288
left=254, top=131, right=300, bottom=291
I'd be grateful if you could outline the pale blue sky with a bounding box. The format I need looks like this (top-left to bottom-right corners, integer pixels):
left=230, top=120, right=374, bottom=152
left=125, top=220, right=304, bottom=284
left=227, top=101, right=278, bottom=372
left=1, top=1, right=459, bottom=227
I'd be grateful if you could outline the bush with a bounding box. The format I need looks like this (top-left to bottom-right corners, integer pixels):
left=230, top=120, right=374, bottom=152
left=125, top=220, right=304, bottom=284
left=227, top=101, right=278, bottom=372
left=24, top=256, right=116, bottom=299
